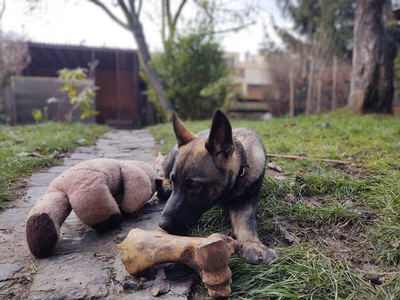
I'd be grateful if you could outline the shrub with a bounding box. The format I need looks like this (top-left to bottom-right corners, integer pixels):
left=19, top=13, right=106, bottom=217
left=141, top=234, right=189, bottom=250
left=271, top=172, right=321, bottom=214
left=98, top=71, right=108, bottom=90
left=142, top=23, right=235, bottom=120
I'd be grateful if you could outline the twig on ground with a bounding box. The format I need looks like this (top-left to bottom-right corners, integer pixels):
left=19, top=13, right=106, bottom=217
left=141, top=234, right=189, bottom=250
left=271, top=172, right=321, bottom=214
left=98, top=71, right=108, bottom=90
left=266, top=154, right=352, bottom=165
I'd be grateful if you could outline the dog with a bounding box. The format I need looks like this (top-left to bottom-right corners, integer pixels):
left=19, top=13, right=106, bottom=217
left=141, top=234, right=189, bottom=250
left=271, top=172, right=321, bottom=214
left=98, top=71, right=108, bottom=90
left=158, top=109, right=279, bottom=265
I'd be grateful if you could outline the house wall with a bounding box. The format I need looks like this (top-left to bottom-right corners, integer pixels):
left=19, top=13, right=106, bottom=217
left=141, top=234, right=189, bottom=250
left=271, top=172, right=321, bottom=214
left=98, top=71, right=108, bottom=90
left=19, top=43, right=154, bottom=127
left=224, top=52, right=271, bottom=100
left=6, top=77, right=94, bottom=124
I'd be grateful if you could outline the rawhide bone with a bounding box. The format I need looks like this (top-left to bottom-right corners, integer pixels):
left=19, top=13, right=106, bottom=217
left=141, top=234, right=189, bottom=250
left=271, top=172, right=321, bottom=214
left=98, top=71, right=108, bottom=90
left=118, top=228, right=239, bottom=297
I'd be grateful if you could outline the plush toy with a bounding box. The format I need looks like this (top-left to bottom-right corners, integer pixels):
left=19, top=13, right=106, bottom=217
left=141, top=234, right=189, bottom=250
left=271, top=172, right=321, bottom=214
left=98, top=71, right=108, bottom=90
left=26, top=158, right=160, bottom=258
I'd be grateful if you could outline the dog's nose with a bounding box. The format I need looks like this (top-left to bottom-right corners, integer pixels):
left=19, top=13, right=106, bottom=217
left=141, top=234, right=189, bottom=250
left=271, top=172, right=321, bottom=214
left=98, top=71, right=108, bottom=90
left=158, top=217, right=176, bottom=234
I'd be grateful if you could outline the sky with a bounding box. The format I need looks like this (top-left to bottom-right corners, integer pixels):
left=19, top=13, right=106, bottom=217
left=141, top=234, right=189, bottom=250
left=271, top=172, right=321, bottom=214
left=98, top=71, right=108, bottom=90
left=1, top=0, right=291, bottom=61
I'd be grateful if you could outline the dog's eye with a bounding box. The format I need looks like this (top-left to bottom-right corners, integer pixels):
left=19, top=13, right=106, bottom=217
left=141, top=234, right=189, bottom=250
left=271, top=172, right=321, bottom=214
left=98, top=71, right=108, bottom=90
left=185, top=179, right=200, bottom=189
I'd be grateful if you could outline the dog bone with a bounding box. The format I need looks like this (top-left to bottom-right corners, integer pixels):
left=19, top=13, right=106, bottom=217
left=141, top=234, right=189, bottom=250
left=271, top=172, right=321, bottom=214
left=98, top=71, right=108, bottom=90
left=118, top=228, right=239, bottom=297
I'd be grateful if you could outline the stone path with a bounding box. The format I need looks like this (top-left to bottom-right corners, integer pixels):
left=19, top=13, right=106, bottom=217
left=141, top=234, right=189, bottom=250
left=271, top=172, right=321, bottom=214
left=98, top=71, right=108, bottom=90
left=0, top=130, right=194, bottom=300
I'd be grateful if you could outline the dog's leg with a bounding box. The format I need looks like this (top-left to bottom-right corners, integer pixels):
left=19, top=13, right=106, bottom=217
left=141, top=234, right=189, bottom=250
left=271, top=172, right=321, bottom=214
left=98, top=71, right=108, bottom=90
left=229, top=199, right=279, bottom=265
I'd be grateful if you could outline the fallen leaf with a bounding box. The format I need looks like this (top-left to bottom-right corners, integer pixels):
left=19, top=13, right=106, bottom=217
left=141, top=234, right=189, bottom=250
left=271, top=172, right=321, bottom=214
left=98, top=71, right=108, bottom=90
left=278, top=224, right=295, bottom=244
left=363, top=274, right=382, bottom=285
left=34, top=146, right=47, bottom=154
left=284, top=194, right=296, bottom=202
left=353, top=209, right=379, bottom=220
left=150, top=267, right=171, bottom=296
left=390, top=241, right=399, bottom=249
left=342, top=199, right=354, bottom=207
left=49, top=151, right=60, bottom=159
left=268, top=162, right=283, bottom=172
left=18, top=152, right=45, bottom=158
left=122, top=278, right=141, bottom=290
left=154, top=152, right=165, bottom=175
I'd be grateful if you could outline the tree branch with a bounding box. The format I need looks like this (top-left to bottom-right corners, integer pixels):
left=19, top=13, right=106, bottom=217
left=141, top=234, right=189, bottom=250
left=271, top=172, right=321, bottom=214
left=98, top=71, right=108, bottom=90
left=212, top=21, right=257, bottom=34
left=136, top=0, right=143, bottom=19
left=88, top=0, right=129, bottom=30
left=128, top=0, right=134, bottom=14
left=173, top=0, right=188, bottom=27
left=0, top=0, right=6, bottom=20
left=266, top=154, right=352, bottom=165
left=162, top=1, right=166, bottom=43
left=117, top=0, right=134, bottom=27
left=166, top=0, right=173, bottom=31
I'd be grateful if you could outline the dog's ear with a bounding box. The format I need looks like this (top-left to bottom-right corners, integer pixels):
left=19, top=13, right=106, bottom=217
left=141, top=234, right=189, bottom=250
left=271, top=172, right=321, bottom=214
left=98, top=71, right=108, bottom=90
left=172, top=112, right=196, bottom=147
left=205, top=109, right=234, bottom=158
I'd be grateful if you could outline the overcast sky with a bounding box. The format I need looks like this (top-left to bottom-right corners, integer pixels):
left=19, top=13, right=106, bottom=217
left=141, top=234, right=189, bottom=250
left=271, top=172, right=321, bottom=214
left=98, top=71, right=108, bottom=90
left=2, top=0, right=291, bottom=60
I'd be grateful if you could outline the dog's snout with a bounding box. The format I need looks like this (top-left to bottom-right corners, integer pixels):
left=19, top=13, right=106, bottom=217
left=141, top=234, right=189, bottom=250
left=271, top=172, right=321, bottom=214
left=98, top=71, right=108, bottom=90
left=158, top=216, right=176, bottom=233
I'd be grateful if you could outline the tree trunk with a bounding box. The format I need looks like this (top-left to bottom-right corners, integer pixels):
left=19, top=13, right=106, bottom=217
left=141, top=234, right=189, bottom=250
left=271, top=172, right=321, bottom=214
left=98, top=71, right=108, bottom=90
left=306, top=58, right=314, bottom=115
left=332, top=55, right=337, bottom=111
left=378, top=1, right=398, bottom=113
left=129, top=16, right=171, bottom=119
left=348, top=0, right=397, bottom=114
left=88, top=0, right=172, bottom=120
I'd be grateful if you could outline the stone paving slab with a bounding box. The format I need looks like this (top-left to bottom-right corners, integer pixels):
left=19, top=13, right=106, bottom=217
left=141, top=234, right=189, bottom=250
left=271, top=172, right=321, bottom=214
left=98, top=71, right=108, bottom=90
left=0, top=207, right=28, bottom=230
left=28, top=252, right=110, bottom=300
left=29, top=173, right=59, bottom=187
left=0, top=263, right=23, bottom=289
left=73, top=146, right=95, bottom=154
left=70, top=152, right=97, bottom=160
left=23, top=186, right=48, bottom=205
left=46, top=166, right=71, bottom=174
left=104, top=152, right=136, bottom=159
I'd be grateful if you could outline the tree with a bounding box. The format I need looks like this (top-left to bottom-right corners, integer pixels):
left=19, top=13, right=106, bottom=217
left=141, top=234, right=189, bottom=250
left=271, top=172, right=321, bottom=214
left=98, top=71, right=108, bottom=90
left=88, top=0, right=173, bottom=120
left=275, top=0, right=354, bottom=60
left=0, top=0, right=31, bottom=118
left=143, top=21, right=234, bottom=120
left=347, top=0, right=397, bottom=114
left=88, top=0, right=259, bottom=120
left=25, top=0, right=257, bottom=120
left=272, top=0, right=354, bottom=115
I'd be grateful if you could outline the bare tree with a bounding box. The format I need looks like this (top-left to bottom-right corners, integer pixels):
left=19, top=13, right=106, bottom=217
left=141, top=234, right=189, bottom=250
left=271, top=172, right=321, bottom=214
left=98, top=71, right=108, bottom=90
left=0, top=0, right=31, bottom=115
left=348, top=0, right=397, bottom=114
left=88, top=0, right=259, bottom=119
left=88, top=0, right=173, bottom=119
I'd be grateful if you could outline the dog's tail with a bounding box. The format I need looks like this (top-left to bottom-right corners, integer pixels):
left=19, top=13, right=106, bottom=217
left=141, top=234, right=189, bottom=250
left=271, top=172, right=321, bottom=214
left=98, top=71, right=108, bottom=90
left=26, top=190, right=71, bottom=258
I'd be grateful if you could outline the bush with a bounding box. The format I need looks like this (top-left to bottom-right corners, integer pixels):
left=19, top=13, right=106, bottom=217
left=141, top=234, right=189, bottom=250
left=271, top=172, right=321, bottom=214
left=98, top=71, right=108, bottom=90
left=143, top=23, right=235, bottom=120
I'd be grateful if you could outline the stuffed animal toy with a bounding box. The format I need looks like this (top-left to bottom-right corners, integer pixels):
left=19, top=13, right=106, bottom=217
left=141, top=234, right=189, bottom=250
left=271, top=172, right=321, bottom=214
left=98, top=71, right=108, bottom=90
left=26, top=158, right=160, bottom=258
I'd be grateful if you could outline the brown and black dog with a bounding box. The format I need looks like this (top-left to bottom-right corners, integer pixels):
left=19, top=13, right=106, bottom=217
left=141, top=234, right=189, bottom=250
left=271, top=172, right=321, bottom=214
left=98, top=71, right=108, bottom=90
left=158, top=109, right=279, bottom=265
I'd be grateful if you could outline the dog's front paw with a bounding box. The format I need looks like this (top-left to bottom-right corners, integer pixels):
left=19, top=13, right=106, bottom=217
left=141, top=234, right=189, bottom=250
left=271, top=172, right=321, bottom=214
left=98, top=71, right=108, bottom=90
left=240, top=241, right=279, bottom=265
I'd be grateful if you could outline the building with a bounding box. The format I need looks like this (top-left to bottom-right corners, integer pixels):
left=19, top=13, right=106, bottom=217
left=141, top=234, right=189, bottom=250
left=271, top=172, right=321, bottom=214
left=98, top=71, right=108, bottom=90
left=9, top=43, right=158, bottom=127
left=224, top=52, right=271, bottom=100
left=224, top=52, right=272, bottom=119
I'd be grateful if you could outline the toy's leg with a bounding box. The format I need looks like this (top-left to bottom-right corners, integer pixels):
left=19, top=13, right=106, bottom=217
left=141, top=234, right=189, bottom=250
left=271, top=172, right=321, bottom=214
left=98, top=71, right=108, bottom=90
left=119, top=163, right=152, bottom=213
left=26, top=191, right=71, bottom=257
left=69, top=176, right=122, bottom=232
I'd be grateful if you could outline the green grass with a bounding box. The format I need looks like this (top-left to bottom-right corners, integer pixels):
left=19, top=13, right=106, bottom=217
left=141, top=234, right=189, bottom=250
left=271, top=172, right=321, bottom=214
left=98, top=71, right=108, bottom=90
left=148, top=109, right=400, bottom=299
left=0, top=122, right=109, bottom=208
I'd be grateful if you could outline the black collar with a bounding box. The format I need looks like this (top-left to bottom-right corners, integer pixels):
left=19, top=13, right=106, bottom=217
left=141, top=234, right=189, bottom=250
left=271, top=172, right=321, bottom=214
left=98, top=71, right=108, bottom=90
left=221, top=139, right=250, bottom=200
left=236, top=138, right=249, bottom=178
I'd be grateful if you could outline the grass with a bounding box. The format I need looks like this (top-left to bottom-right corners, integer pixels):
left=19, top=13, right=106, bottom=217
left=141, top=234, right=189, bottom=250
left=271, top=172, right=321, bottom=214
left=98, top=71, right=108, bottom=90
left=147, top=109, right=400, bottom=299
left=0, top=122, right=109, bottom=208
